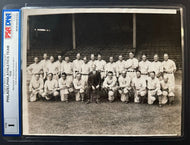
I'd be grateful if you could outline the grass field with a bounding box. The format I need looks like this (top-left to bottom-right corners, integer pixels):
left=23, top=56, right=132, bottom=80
left=27, top=71, right=182, bottom=136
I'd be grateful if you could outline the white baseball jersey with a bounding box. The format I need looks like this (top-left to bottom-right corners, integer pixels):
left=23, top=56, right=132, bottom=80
left=58, top=78, right=71, bottom=88
left=73, top=78, right=87, bottom=90
left=118, top=76, right=131, bottom=89
left=149, top=61, right=163, bottom=75
left=27, top=62, right=43, bottom=75
left=73, top=59, right=83, bottom=73
left=46, top=62, right=58, bottom=74
left=95, top=60, right=106, bottom=71
left=160, top=80, right=170, bottom=90
left=162, top=59, right=176, bottom=73
left=105, top=62, right=116, bottom=74
left=103, top=76, right=117, bottom=89
left=81, top=62, right=90, bottom=74
left=139, top=60, right=151, bottom=74
left=125, top=58, right=139, bottom=71
left=55, top=60, right=63, bottom=74
left=147, top=77, right=160, bottom=91
left=29, top=78, right=44, bottom=92
left=39, top=59, right=50, bottom=73
left=62, top=62, right=73, bottom=75
left=116, top=60, right=126, bottom=74
left=44, top=79, right=58, bottom=92
left=88, top=60, right=96, bottom=71
left=132, top=77, right=146, bottom=90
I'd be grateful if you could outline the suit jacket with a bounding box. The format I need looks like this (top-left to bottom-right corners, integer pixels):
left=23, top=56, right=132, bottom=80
left=88, top=71, right=101, bottom=88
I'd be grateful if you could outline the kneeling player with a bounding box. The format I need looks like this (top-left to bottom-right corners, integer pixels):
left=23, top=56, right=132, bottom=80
left=29, top=73, right=44, bottom=102
left=132, top=71, right=147, bottom=103
left=147, top=71, right=162, bottom=106
left=42, top=73, right=59, bottom=101
left=58, top=72, right=74, bottom=102
left=73, top=73, right=87, bottom=102
left=160, top=75, right=175, bottom=106
left=118, top=71, right=131, bottom=103
left=102, top=71, right=117, bottom=102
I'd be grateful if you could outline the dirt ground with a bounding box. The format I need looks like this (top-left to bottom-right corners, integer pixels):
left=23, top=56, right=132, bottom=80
left=27, top=71, right=182, bottom=136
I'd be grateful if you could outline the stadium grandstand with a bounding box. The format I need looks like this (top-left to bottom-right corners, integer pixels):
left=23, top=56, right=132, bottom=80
left=27, top=12, right=182, bottom=69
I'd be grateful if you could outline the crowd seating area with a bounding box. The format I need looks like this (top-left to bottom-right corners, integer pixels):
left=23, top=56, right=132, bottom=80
left=27, top=41, right=182, bottom=70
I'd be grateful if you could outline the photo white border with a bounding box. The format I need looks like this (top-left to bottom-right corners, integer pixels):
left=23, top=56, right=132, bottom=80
left=22, top=7, right=183, bottom=136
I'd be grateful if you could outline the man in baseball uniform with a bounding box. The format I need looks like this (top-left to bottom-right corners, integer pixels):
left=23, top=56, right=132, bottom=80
left=87, top=64, right=101, bottom=104
left=46, top=56, right=59, bottom=80
left=138, top=54, right=151, bottom=80
left=105, top=56, right=116, bottom=76
left=160, top=75, right=175, bottom=106
left=125, top=52, right=139, bottom=80
left=73, top=53, right=83, bottom=77
left=81, top=56, right=90, bottom=84
left=95, top=54, right=106, bottom=79
left=116, top=55, right=126, bottom=78
left=88, top=54, right=96, bottom=71
left=62, top=56, right=73, bottom=85
left=42, top=73, right=59, bottom=101
left=29, top=73, right=44, bottom=102
left=73, top=73, right=88, bottom=102
left=58, top=72, right=73, bottom=102
left=118, top=70, right=131, bottom=103
left=102, top=71, right=118, bottom=102
left=27, top=57, right=43, bottom=81
left=148, top=54, right=163, bottom=79
left=147, top=71, right=162, bottom=106
left=39, top=53, right=50, bottom=79
left=132, top=70, right=147, bottom=103
left=55, top=55, right=63, bottom=78
left=162, top=53, right=176, bottom=91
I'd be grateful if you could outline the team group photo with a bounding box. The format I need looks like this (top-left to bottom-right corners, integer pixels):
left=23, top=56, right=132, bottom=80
left=22, top=9, right=182, bottom=136
left=28, top=52, right=176, bottom=107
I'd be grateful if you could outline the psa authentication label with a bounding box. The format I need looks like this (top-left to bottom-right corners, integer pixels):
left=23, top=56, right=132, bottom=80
left=2, top=10, right=21, bottom=136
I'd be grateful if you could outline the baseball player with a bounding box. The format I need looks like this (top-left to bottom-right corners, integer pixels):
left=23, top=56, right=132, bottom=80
left=46, top=56, right=59, bottom=80
left=162, top=53, right=176, bottom=91
left=125, top=52, right=139, bottom=80
left=105, top=56, right=116, bottom=76
left=55, top=55, right=63, bottom=78
left=118, top=70, right=131, bottom=103
left=73, top=73, right=87, bottom=102
left=148, top=54, right=163, bottom=79
left=132, top=70, right=147, bottom=103
left=88, top=54, right=96, bottom=71
left=73, top=53, right=83, bottom=77
left=62, top=56, right=73, bottom=85
left=81, top=56, right=90, bottom=84
left=138, top=54, right=151, bottom=80
left=102, top=71, right=118, bottom=102
left=42, top=73, right=59, bottom=101
left=95, top=54, right=106, bottom=79
left=27, top=57, right=43, bottom=80
left=58, top=72, right=73, bottom=102
left=39, top=53, right=50, bottom=78
left=160, top=75, right=175, bottom=106
left=116, top=55, right=126, bottom=78
left=147, top=71, right=162, bottom=106
left=29, top=73, right=44, bottom=102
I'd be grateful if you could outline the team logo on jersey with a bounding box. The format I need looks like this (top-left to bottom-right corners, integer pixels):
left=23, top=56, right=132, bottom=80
left=5, top=13, right=11, bottom=38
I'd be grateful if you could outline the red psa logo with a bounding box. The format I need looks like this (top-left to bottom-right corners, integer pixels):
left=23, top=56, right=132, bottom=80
left=5, top=13, right=11, bottom=38
left=5, top=27, right=11, bottom=38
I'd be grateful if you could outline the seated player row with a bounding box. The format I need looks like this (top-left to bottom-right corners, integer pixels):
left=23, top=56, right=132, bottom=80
left=29, top=64, right=175, bottom=107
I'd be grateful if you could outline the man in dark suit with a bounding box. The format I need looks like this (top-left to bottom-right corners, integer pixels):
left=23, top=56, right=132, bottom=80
left=86, top=64, right=101, bottom=104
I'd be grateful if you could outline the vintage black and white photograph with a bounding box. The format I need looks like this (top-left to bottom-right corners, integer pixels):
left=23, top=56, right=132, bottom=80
left=22, top=8, right=183, bottom=136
